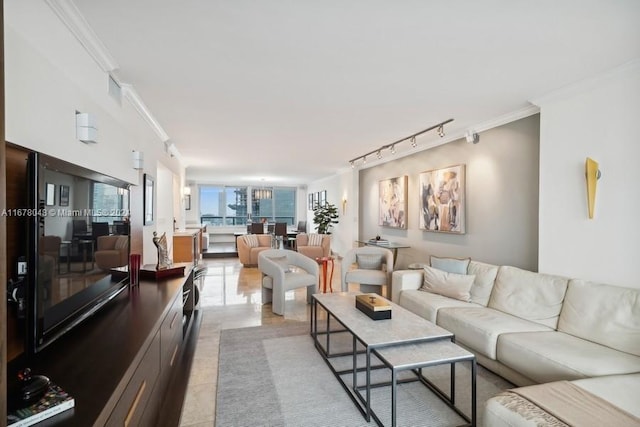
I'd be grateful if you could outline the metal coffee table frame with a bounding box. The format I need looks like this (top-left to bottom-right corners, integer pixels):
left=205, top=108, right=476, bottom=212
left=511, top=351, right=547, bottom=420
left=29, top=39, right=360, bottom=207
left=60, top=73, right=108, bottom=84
left=370, top=340, right=477, bottom=427
left=311, top=293, right=474, bottom=426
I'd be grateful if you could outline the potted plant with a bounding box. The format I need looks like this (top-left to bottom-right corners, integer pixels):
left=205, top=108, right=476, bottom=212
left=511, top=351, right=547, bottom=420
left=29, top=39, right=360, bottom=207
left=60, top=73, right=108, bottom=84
left=313, top=203, right=339, bottom=234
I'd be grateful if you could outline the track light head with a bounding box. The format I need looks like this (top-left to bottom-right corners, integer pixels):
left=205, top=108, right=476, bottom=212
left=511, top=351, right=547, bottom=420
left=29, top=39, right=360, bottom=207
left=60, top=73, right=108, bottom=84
left=410, top=136, right=417, bottom=148
left=390, top=144, right=396, bottom=154
left=363, top=156, right=367, bottom=164
left=465, top=131, right=480, bottom=144
left=350, top=161, right=355, bottom=168
left=437, top=125, right=445, bottom=137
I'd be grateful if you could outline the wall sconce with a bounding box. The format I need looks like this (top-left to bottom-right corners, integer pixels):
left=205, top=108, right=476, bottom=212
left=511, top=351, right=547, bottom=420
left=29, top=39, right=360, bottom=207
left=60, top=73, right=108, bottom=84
left=132, top=150, right=144, bottom=170
left=342, top=197, right=347, bottom=215
left=76, top=112, right=98, bottom=143
left=585, top=157, right=602, bottom=219
left=183, top=186, right=191, bottom=196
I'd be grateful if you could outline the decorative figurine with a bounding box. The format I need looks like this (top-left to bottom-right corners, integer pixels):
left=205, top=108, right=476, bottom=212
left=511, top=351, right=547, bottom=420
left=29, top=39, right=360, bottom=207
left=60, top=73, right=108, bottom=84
left=152, top=232, right=172, bottom=270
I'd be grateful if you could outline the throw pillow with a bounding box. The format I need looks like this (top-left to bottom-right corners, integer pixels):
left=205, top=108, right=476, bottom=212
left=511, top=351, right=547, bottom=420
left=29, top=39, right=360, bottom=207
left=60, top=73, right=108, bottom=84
left=243, top=234, right=259, bottom=248
left=267, top=255, right=291, bottom=273
left=356, top=254, right=383, bottom=270
left=420, top=265, right=475, bottom=302
left=308, top=233, right=324, bottom=246
left=430, top=255, right=471, bottom=275
left=115, top=236, right=128, bottom=250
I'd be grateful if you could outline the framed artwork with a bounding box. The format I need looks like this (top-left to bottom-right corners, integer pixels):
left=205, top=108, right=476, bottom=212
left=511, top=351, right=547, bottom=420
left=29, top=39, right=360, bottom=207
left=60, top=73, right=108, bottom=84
left=143, top=173, right=155, bottom=225
left=59, top=185, right=70, bottom=206
left=319, top=190, right=327, bottom=207
left=308, top=193, right=314, bottom=210
left=185, top=194, right=191, bottom=210
left=378, top=176, right=407, bottom=229
left=419, top=164, right=465, bottom=233
left=312, top=192, right=319, bottom=210
left=45, top=183, right=55, bottom=206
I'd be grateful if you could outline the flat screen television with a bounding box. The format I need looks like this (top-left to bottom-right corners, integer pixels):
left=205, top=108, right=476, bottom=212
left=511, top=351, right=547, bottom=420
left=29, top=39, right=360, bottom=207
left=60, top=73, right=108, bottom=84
left=26, top=152, right=131, bottom=354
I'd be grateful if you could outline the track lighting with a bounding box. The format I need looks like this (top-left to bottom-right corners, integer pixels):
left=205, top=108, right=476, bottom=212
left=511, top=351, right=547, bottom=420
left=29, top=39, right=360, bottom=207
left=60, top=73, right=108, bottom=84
left=347, top=118, right=454, bottom=167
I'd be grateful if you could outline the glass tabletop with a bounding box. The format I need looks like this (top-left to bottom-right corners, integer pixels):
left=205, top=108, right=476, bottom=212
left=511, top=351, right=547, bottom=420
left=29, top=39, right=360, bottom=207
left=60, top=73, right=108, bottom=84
left=357, top=240, right=410, bottom=249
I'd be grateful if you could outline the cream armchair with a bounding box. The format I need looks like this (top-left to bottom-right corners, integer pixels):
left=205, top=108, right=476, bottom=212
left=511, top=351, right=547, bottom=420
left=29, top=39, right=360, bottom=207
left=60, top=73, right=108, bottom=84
left=95, top=235, right=129, bottom=270
left=295, top=233, right=331, bottom=259
left=341, top=246, right=394, bottom=296
left=237, top=234, right=273, bottom=267
left=258, top=249, right=319, bottom=315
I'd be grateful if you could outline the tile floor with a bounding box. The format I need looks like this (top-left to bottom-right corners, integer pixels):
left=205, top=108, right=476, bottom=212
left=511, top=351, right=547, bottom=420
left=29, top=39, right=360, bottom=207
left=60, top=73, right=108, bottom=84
left=178, top=256, right=346, bottom=426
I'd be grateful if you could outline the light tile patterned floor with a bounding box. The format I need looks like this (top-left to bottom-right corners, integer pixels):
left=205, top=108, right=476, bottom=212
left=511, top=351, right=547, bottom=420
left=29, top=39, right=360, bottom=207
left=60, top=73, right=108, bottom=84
left=178, top=256, right=348, bottom=426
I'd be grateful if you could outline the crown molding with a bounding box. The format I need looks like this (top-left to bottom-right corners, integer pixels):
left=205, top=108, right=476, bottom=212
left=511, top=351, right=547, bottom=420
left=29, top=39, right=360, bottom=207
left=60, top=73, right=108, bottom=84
left=45, top=0, right=118, bottom=72
left=339, top=104, right=541, bottom=176
left=122, top=84, right=170, bottom=143
left=471, top=104, right=540, bottom=134
left=531, top=58, right=640, bottom=107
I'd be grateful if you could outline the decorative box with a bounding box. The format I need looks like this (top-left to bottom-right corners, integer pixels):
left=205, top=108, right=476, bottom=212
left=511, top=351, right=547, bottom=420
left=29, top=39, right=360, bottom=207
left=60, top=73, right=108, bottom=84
left=140, top=264, right=186, bottom=281
left=355, top=293, right=392, bottom=320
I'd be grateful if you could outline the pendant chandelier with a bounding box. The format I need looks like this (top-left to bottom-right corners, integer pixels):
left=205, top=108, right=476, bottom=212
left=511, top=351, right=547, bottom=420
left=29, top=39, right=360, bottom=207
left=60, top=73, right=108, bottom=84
left=254, top=187, right=272, bottom=200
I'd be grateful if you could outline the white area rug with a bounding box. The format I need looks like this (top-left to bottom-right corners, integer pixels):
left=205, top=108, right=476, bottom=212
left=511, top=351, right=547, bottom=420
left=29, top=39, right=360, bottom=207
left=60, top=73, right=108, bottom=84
left=215, top=322, right=512, bottom=426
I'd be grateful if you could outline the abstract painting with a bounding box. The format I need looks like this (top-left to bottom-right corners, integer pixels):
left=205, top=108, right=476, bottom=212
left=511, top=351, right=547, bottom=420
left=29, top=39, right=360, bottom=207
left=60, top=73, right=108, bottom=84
left=378, top=176, right=407, bottom=229
left=419, top=164, right=465, bottom=233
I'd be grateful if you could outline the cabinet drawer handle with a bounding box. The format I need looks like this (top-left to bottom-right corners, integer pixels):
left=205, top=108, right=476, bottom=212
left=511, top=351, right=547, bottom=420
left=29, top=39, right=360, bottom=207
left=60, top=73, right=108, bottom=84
left=124, top=380, right=146, bottom=427
left=170, top=344, right=179, bottom=367
left=170, top=311, right=179, bottom=329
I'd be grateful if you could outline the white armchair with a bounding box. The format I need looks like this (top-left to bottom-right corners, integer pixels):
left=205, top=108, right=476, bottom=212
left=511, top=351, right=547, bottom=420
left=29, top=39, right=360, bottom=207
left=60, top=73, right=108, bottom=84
left=258, top=249, right=319, bottom=315
left=341, top=246, right=394, bottom=296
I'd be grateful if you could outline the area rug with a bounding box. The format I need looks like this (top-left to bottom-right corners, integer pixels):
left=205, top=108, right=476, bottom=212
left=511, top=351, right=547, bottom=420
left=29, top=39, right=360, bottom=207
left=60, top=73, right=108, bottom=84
left=215, top=322, right=513, bottom=427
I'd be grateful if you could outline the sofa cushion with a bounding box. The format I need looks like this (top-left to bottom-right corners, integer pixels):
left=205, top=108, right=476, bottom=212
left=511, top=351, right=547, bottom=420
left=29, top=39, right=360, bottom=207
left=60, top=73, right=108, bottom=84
left=398, top=289, right=481, bottom=323
left=345, top=269, right=387, bottom=286
left=243, top=234, right=259, bottom=248
left=488, top=266, right=569, bottom=328
left=420, top=265, right=475, bottom=302
left=558, top=279, right=640, bottom=356
left=267, top=255, right=291, bottom=273
left=356, top=254, right=383, bottom=270
left=430, top=256, right=470, bottom=275
left=467, top=260, right=499, bottom=306
left=572, top=373, right=640, bottom=419
left=437, top=307, right=552, bottom=359
left=497, top=331, right=640, bottom=383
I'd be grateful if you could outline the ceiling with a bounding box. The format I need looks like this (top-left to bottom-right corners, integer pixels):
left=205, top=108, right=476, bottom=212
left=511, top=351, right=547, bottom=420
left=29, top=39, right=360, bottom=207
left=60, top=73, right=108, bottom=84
left=71, top=0, right=640, bottom=185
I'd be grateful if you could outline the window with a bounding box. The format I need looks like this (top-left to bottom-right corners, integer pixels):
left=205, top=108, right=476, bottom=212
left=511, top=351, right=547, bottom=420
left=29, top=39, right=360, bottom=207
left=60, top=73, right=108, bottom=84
left=91, top=182, right=128, bottom=223
left=200, top=185, right=295, bottom=226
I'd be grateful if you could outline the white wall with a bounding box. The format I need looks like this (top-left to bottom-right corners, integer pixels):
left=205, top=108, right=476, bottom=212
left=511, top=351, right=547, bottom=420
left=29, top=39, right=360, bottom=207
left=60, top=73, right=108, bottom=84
left=357, top=116, right=540, bottom=270
left=306, top=170, right=356, bottom=258
left=5, top=1, right=185, bottom=262
left=536, top=61, right=640, bottom=288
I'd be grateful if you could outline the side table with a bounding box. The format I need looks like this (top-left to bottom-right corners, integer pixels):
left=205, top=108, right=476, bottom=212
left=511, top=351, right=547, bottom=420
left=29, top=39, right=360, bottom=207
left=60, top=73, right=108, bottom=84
left=372, top=340, right=476, bottom=427
left=315, top=256, right=335, bottom=293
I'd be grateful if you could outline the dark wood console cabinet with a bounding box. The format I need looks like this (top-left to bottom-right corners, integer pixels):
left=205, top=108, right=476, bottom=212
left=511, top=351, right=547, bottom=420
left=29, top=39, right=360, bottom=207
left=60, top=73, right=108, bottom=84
left=7, top=265, right=200, bottom=426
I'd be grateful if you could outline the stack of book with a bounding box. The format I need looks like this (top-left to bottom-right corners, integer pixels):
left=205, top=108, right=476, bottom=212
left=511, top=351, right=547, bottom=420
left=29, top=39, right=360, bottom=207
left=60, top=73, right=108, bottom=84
left=7, top=382, right=75, bottom=427
left=368, top=238, right=389, bottom=246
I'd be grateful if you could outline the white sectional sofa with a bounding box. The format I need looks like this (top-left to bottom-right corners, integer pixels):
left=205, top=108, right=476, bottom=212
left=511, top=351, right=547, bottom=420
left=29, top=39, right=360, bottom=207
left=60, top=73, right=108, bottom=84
left=391, top=259, right=640, bottom=424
